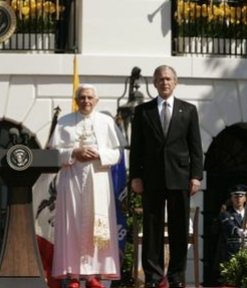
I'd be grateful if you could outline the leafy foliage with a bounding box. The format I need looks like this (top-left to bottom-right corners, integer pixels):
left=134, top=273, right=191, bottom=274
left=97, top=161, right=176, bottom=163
left=112, top=193, right=142, bottom=287
left=10, top=0, right=64, bottom=33
left=220, top=248, right=247, bottom=287
left=175, top=0, right=247, bottom=38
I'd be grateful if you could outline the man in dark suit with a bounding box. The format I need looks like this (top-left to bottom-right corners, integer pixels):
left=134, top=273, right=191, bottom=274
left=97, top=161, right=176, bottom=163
left=129, top=65, right=203, bottom=288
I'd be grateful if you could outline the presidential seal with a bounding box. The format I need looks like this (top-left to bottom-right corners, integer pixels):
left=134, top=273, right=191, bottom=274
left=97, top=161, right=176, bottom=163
left=6, top=144, right=33, bottom=171
left=0, top=1, right=16, bottom=43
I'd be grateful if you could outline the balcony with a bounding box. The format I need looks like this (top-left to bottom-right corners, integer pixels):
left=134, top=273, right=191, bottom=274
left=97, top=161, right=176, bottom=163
left=0, top=0, right=77, bottom=53
left=2, top=0, right=247, bottom=57
left=172, top=0, right=247, bottom=57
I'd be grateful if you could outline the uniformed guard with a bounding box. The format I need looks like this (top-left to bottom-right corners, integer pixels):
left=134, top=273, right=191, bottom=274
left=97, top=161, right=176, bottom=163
left=218, top=184, right=247, bottom=262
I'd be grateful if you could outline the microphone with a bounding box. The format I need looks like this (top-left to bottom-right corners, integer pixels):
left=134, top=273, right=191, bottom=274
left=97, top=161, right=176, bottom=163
left=9, top=127, right=20, bottom=145
left=21, top=128, right=31, bottom=146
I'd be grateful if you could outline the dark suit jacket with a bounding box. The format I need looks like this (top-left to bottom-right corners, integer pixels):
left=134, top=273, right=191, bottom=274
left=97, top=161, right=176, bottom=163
left=129, top=97, right=203, bottom=193
left=217, top=206, right=246, bottom=262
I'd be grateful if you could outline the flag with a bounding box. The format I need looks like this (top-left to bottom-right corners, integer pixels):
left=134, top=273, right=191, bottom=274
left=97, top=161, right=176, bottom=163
left=72, top=54, right=80, bottom=112
left=33, top=174, right=60, bottom=288
left=111, top=151, right=128, bottom=258
left=111, top=119, right=128, bottom=262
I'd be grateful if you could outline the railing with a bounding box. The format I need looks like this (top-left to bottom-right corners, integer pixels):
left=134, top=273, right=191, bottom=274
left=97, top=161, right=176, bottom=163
left=0, top=0, right=77, bottom=53
left=172, top=0, right=247, bottom=57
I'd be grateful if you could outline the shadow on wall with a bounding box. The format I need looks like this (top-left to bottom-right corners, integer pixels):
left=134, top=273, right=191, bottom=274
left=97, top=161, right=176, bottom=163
left=147, top=1, right=170, bottom=37
left=203, top=122, right=247, bottom=286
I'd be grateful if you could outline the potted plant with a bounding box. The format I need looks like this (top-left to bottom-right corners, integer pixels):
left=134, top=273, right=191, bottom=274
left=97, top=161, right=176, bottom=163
left=10, top=0, right=63, bottom=33
left=2, top=0, right=65, bottom=50
left=219, top=248, right=247, bottom=288
left=174, top=1, right=247, bottom=55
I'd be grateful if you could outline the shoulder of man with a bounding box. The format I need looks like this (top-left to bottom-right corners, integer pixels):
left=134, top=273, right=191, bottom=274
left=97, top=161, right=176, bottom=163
left=175, top=97, right=196, bottom=108
left=174, top=98, right=198, bottom=115
left=57, top=111, right=78, bottom=125
left=98, top=110, right=113, bottom=119
left=134, top=97, right=157, bottom=111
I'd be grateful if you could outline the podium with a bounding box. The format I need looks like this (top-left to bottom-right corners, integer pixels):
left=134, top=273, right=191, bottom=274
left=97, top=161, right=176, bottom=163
left=0, top=147, right=60, bottom=288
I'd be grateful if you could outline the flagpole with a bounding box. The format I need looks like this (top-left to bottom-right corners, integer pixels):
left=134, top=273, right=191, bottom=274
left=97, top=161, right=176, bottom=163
left=56, top=0, right=60, bottom=20
left=45, top=106, right=61, bottom=148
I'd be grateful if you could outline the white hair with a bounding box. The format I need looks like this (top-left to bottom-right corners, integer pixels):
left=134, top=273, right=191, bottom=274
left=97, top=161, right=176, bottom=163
left=76, top=84, right=98, bottom=99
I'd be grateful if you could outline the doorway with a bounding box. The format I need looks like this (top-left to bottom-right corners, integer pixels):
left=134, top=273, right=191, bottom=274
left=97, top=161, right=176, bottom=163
left=0, top=119, right=40, bottom=256
left=203, top=122, right=247, bottom=286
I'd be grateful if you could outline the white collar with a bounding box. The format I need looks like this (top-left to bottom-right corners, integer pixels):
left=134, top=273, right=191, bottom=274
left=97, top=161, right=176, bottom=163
left=234, top=208, right=245, bottom=217
left=77, top=110, right=96, bottom=120
left=157, top=95, right=174, bottom=110
left=158, top=94, right=174, bottom=103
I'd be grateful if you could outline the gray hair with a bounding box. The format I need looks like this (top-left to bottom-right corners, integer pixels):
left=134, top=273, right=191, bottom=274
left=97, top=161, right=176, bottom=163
left=153, top=65, right=178, bottom=82
left=75, top=84, right=98, bottom=99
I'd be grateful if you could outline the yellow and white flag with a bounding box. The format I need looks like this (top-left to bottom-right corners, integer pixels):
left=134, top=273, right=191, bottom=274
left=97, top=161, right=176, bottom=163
left=72, top=54, right=80, bottom=112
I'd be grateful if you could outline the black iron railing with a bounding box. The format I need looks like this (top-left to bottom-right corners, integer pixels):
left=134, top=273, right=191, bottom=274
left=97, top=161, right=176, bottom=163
left=172, top=0, right=247, bottom=57
left=0, top=0, right=77, bottom=53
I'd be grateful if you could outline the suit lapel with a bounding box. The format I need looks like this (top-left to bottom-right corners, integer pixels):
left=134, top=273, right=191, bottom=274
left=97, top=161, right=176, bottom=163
left=166, top=98, right=183, bottom=140
left=145, top=98, right=164, bottom=141
left=235, top=212, right=243, bottom=227
left=144, top=98, right=184, bottom=142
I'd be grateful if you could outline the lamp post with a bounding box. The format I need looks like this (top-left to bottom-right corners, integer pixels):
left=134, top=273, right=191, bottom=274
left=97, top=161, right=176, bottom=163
left=114, top=67, right=153, bottom=287
left=116, top=66, right=153, bottom=145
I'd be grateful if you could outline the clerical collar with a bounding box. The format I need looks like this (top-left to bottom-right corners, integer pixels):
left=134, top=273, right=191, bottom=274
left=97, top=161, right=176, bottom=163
left=78, top=111, right=95, bottom=120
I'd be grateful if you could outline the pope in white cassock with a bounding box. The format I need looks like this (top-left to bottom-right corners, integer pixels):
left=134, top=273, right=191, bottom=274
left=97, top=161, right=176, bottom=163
left=49, top=84, right=125, bottom=288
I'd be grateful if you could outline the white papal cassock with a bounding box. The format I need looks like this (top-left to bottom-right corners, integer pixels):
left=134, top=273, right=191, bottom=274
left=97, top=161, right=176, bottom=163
left=49, top=111, right=124, bottom=280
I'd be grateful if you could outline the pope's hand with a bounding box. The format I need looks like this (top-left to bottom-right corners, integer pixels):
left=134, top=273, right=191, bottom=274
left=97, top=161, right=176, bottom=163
left=72, top=147, right=99, bottom=162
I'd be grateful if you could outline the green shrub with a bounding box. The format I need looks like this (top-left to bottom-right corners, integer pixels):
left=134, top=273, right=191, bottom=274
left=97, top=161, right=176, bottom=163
left=220, top=248, right=247, bottom=287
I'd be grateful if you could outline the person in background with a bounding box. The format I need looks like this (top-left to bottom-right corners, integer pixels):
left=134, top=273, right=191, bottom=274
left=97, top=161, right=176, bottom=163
left=49, top=84, right=124, bottom=288
left=129, top=65, right=203, bottom=288
left=218, top=184, right=247, bottom=263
